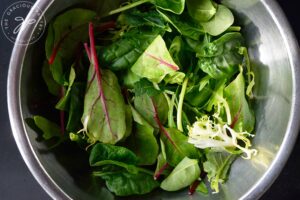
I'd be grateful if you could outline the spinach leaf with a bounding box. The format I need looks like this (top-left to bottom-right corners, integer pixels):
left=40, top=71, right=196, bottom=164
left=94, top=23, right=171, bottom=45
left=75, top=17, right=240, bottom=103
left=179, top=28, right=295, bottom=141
left=89, top=143, right=138, bottom=166
left=99, top=26, right=163, bottom=71
left=133, top=78, right=161, bottom=97
left=33, top=116, right=61, bottom=140
left=131, top=35, right=180, bottom=83
left=185, top=76, right=215, bottom=107
left=42, top=62, right=60, bottom=96
left=45, top=9, right=96, bottom=84
left=119, top=9, right=170, bottom=30
left=122, top=69, right=141, bottom=89
left=66, top=83, right=85, bottom=132
left=134, top=93, right=168, bottom=129
left=186, top=0, right=216, bottom=22
left=197, top=33, right=244, bottom=79
left=224, top=69, right=255, bottom=132
left=55, top=67, right=76, bottom=110
left=201, top=5, right=234, bottom=36
left=96, top=170, right=159, bottom=196
left=126, top=106, right=159, bottom=165
left=109, top=0, right=185, bottom=15
left=158, top=10, right=205, bottom=41
left=160, top=128, right=200, bottom=166
left=203, top=151, right=237, bottom=193
left=161, top=157, right=200, bottom=191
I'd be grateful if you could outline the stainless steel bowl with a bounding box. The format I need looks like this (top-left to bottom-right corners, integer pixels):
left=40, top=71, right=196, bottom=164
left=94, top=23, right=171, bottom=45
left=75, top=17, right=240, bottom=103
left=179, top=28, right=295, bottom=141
left=7, top=0, right=300, bottom=199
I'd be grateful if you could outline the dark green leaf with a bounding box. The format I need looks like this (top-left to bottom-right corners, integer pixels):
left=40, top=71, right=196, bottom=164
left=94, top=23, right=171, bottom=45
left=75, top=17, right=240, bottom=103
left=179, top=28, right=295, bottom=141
left=41, top=62, right=60, bottom=96
left=89, top=143, right=138, bottom=166
left=160, top=128, right=200, bottom=166
left=134, top=78, right=161, bottom=97
left=97, top=170, right=159, bottom=196
left=126, top=106, right=159, bottom=165
left=99, top=26, right=163, bottom=71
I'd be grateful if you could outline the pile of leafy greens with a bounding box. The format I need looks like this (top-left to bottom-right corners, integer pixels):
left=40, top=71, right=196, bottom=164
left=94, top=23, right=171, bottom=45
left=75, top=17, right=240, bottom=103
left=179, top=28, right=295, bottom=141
left=31, top=0, right=257, bottom=197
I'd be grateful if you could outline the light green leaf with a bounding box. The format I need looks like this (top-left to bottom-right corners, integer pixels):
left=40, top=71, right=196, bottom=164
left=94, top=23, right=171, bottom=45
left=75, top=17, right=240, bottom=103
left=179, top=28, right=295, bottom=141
left=131, top=35, right=180, bottom=83
left=33, top=116, right=61, bottom=140
left=186, top=0, right=217, bottom=22
left=161, top=157, right=200, bottom=191
left=201, top=5, right=234, bottom=36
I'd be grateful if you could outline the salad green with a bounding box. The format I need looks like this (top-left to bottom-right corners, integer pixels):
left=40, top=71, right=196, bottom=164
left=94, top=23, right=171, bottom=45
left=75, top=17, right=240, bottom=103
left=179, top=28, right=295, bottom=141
left=30, top=0, right=258, bottom=197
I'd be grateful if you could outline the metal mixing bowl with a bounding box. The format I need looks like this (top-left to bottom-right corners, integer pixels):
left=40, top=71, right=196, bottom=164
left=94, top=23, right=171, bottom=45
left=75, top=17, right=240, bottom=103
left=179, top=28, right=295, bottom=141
left=7, top=0, right=300, bottom=199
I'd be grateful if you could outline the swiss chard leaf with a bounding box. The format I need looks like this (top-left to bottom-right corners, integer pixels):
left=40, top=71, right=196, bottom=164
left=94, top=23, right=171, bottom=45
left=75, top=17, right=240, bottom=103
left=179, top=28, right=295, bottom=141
left=224, top=70, right=255, bottom=132
left=201, top=5, right=234, bottom=36
left=186, top=0, right=216, bottom=22
left=45, top=9, right=97, bottom=84
left=197, top=32, right=244, bottom=79
left=89, top=143, right=138, bottom=166
left=131, top=35, right=180, bottom=83
left=126, top=106, right=159, bottom=165
left=96, top=170, right=159, bottom=196
left=203, top=151, right=237, bottom=193
left=161, top=157, right=200, bottom=191
left=134, top=93, right=168, bottom=129
left=160, top=128, right=200, bottom=167
left=33, top=116, right=61, bottom=140
left=99, top=26, right=163, bottom=71
left=154, top=153, right=172, bottom=179
left=81, top=69, right=127, bottom=144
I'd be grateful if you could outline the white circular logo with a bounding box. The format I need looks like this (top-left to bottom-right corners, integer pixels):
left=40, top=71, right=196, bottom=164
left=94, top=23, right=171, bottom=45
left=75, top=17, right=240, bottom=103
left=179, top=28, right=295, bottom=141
left=1, top=1, right=46, bottom=45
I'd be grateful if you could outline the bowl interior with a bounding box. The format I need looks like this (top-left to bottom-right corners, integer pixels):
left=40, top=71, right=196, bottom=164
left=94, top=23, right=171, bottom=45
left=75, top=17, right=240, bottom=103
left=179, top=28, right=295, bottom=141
left=17, top=0, right=298, bottom=199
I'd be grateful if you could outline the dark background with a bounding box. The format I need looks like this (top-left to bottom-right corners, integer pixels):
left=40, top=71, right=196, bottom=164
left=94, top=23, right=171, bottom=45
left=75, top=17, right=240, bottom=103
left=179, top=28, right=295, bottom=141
left=0, top=0, right=299, bottom=199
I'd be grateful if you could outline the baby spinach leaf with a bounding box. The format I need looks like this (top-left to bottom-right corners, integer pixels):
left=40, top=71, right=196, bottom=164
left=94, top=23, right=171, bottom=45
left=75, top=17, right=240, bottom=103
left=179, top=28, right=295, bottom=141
left=56, top=67, right=76, bottom=110
left=185, top=76, right=215, bottom=107
left=122, top=69, right=141, bottom=89
left=133, top=78, right=161, bottom=97
left=33, top=116, right=61, bottom=140
left=66, top=83, right=85, bottom=132
left=224, top=70, right=255, bottom=132
left=96, top=170, right=159, bottom=196
left=203, top=151, right=237, bottom=193
left=131, top=35, right=180, bottom=83
left=82, top=68, right=127, bottom=144
left=186, top=0, right=216, bottom=22
left=89, top=143, right=138, bottom=166
left=197, top=33, right=244, bottom=79
left=158, top=10, right=205, bottom=41
left=134, top=93, right=168, bottom=129
left=160, top=128, right=200, bottom=166
left=99, top=26, right=163, bottom=71
left=161, top=157, right=200, bottom=191
left=42, top=62, right=60, bottom=96
left=119, top=9, right=169, bottom=30
left=155, top=0, right=185, bottom=14
left=201, top=5, right=234, bottom=36
left=126, top=106, right=159, bottom=165
left=109, top=0, right=185, bottom=15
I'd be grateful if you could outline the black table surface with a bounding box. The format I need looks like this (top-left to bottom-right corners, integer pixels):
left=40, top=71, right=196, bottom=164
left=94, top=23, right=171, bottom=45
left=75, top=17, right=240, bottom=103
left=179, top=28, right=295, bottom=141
left=0, top=0, right=299, bottom=199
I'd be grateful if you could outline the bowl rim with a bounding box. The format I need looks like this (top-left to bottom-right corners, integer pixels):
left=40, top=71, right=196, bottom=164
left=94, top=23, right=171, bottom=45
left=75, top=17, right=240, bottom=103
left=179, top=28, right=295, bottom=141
left=7, top=0, right=300, bottom=199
